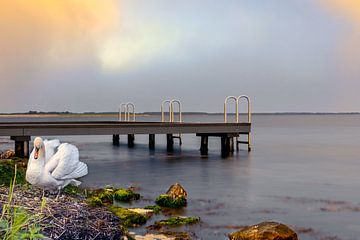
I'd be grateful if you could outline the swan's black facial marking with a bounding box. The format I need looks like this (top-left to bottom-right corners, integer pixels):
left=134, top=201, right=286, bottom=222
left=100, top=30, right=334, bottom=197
left=34, top=147, right=40, bottom=159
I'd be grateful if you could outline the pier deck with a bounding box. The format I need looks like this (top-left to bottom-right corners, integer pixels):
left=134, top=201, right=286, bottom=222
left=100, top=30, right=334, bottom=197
left=0, top=121, right=251, bottom=158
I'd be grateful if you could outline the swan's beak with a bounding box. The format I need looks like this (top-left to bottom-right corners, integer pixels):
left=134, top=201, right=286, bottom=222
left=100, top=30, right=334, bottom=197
left=34, top=147, right=39, bottom=159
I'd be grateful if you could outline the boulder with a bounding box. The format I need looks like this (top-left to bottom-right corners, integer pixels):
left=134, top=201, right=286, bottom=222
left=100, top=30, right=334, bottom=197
left=166, top=183, right=187, bottom=199
left=229, top=221, right=298, bottom=240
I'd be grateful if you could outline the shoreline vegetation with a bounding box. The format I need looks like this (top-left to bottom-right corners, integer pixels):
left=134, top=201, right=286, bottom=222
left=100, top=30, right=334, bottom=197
left=0, top=158, right=301, bottom=239
left=0, top=158, right=203, bottom=240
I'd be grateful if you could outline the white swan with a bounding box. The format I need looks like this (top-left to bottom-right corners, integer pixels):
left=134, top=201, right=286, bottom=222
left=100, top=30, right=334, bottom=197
left=26, top=137, right=88, bottom=196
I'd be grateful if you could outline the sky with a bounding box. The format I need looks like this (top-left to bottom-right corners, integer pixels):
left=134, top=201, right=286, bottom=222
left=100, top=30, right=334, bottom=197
left=0, top=0, right=359, bottom=113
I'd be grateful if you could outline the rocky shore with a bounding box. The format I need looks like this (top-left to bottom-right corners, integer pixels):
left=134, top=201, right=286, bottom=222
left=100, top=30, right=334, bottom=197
left=0, top=157, right=299, bottom=240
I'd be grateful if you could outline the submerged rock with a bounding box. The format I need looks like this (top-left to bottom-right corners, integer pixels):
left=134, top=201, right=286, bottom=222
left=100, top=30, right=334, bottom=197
left=229, top=221, right=298, bottom=240
left=128, top=208, right=154, bottom=218
left=134, top=233, right=175, bottom=240
left=153, top=216, right=200, bottom=227
left=109, top=206, right=148, bottom=227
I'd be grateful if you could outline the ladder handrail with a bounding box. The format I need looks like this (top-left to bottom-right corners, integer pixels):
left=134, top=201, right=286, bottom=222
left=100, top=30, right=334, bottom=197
left=119, top=102, right=136, bottom=121
left=224, top=96, right=238, bottom=123
left=224, top=95, right=251, bottom=123
left=161, top=100, right=171, bottom=122
left=126, top=102, right=136, bottom=122
left=119, top=103, right=127, bottom=121
left=237, top=95, right=251, bottom=123
left=170, top=100, right=182, bottom=123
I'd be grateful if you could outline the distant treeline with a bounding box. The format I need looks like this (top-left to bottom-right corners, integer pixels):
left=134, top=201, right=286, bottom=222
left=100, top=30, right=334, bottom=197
left=0, top=111, right=359, bottom=115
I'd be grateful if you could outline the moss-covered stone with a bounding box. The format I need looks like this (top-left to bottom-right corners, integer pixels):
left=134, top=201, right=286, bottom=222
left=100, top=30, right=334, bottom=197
left=144, top=205, right=162, bottom=214
left=154, top=216, right=200, bottom=227
left=113, top=188, right=140, bottom=202
left=109, top=206, right=147, bottom=227
left=155, top=194, right=187, bottom=209
left=229, top=221, right=298, bottom=240
left=87, top=187, right=140, bottom=206
left=0, top=159, right=26, bottom=186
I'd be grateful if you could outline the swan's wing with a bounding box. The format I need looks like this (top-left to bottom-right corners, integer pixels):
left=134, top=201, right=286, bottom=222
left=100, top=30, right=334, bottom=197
left=49, top=143, right=80, bottom=180
left=44, top=139, right=60, bottom=163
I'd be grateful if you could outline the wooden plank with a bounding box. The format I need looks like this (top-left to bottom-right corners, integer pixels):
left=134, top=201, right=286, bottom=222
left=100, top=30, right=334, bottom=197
left=0, top=121, right=251, bottom=136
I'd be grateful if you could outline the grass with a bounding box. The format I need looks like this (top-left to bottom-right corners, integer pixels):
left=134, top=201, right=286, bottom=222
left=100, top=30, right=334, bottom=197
left=0, top=165, right=45, bottom=240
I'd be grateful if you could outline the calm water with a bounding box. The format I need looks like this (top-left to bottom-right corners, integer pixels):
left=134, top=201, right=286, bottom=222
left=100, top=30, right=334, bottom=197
left=1, top=114, right=360, bottom=239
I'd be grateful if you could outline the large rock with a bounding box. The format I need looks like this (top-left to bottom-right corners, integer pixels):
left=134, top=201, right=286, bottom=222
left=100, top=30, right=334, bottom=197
left=229, top=221, right=298, bottom=240
left=166, top=183, right=187, bottom=199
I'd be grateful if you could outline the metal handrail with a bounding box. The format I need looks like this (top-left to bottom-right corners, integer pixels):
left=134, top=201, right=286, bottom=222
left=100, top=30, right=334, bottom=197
left=224, top=96, right=238, bottom=123
left=119, top=102, right=136, bottom=121
left=170, top=100, right=182, bottom=123
left=119, top=103, right=127, bottom=121
left=224, top=95, right=251, bottom=123
left=161, top=100, right=171, bottom=122
left=237, top=95, right=251, bottom=123
left=126, top=102, right=136, bottom=122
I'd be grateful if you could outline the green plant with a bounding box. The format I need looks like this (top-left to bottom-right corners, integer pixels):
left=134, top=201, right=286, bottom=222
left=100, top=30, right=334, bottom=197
left=0, top=165, right=45, bottom=240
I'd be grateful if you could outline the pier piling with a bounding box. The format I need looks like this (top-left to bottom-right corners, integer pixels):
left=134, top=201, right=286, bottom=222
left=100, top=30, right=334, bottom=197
left=112, top=134, right=120, bottom=146
left=149, top=134, right=155, bottom=150
left=128, top=134, right=135, bottom=148
left=200, top=135, right=208, bottom=155
left=221, top=136, right=231, bottom=158
left=167, top=134, right=174, bottom=152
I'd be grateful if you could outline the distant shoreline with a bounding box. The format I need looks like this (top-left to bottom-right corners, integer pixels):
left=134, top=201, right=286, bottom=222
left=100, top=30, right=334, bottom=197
left=0, top=112, right=359, bottom=117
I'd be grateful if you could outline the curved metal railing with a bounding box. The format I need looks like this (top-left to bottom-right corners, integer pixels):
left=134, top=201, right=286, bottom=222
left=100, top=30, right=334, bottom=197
left=224, top=96, right=238, bottom=123
left=119, top=102, right=136, bottom=121
left=170, top=99, right=182, bottom=123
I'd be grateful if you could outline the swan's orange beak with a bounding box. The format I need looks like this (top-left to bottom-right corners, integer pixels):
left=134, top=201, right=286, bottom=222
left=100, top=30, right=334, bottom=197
left=34, top=147, right=39, bottom=159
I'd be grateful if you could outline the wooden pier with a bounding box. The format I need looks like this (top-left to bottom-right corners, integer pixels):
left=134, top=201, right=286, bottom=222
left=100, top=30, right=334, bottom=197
left=0, top=121, right=251, bottom=158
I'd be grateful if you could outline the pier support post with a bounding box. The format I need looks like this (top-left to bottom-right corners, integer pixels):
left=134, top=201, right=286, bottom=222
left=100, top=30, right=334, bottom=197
left=200, top=135, right=208, bottom=155
left=128, top=134, right=135, bottom=148
left=229, top=137, right=234, bottom=153
left=112, top=134, right=120, bottom=146
left=149, top=134, right=155, bottom=150
left=221, top=136, right=231, bottom=158
left=166, top=134, right=174, bottom=152
left=11, top=136, right=30, bottom=158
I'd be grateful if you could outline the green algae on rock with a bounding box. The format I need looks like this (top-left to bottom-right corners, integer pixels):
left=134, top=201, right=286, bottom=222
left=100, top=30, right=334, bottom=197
left=113, top=188, right=140, bottom=202
left=109, top=206, right=147, bottom=227
left=144, top=205, right=162, bottom=214
left=87, top=187, right=140, bottom=206
left=155, top=194, right=187, bottom=209
left=229, top=221, right=298, bottom=240
left=154, top=216, right=200, bottom=227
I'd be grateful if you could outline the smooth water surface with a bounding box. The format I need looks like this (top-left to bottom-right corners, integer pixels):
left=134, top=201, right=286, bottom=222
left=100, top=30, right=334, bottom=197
left=1, top=114, right=360, bottom=239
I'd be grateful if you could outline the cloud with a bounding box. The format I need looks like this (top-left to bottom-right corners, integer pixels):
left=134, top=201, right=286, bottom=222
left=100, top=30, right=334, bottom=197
left=0, top=0, right=119, bottom=90
left=320, top=0, right=360, bottom=74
